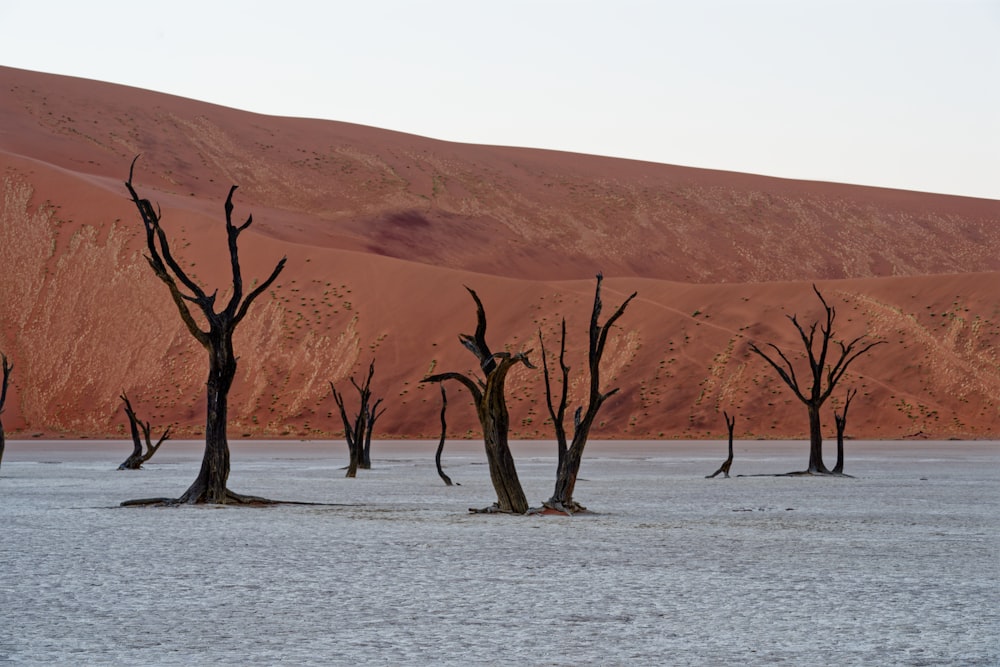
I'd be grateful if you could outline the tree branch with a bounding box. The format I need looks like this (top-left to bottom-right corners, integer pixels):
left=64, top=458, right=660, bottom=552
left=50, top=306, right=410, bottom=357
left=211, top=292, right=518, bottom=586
left=422, top=371, right=483, bottom=405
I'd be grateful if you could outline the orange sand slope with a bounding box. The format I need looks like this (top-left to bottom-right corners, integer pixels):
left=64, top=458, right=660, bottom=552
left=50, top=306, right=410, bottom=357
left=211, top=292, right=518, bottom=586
left=1, top=65, right=999, bottom=439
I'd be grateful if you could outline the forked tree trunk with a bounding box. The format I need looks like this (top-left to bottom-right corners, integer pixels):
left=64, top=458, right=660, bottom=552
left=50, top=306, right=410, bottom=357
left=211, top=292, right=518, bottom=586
left=541, top=275, right=636, bottom=513
left=749, top=285, right=883, bottom=476
left=423, top=288, right=533, bottom=514
left=121, top=158, right=284, bottom=506
left=118, top=392, right=170, bottom=470
left=832, top=388, right=856, bottom=475
left=330, top=360, right=384, bottom=479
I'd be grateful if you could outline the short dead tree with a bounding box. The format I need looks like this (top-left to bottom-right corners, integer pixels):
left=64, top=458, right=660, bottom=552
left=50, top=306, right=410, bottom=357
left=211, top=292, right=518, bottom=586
left=423, top=287, right=534, bottom=514
left=706, top=411, right=736, bottom=479
left=121, top=157, right=286, bottom=505
left=0, top=353, right=11, bottom=469
left=117, top=392, right=170, bottom=470
left=832, top=388, right=857, bottom=476
left=539, top=274, right=636, bottom=513
left=330, top=360, right=385, bottom=478
left=748, top=285, right=884, bottom=475
left=434, top=384, right=456, bottom=486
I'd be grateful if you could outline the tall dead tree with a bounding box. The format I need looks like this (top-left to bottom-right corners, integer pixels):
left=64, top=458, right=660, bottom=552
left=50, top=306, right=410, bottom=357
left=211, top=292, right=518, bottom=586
left=749, top=285, right=883, bottom=474
left=832, top=388, right=857, bottom=475
left=540, top=274, right=636, bottom=513
left=0, top=353, right=11, bottom=469
left=122, top=157, right=285, bottom=505
left=434, top=384, right=455, bottom=486
left=706, top=411, right=736, bottom=479
left=423, top=287, right=534, bottom=513
left=118, top=392, right=170, bottom=470
left=330, top=360, right=385, bottom=478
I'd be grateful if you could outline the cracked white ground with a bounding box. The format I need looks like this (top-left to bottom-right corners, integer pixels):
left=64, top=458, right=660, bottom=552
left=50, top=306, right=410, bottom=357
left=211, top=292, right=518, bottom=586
left=1, top=439, right=997, bottom=666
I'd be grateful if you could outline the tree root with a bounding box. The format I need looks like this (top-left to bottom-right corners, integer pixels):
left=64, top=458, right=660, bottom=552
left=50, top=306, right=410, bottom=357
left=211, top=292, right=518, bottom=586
left=121, top=488, right=329, bottom=507
left=737, top=470, right=855, bottom=478
left=468, top=503, right=514, bottom=514
left=535, top=499, right=588, bottom=515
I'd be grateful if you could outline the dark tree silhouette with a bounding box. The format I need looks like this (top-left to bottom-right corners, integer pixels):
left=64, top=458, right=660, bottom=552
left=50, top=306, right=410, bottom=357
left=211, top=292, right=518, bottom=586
left=118, top=392, right=170, bottom=470
left=540, top=274, right=636, bottom=513
left=434, top=384, right=456, bottom=486
left=706, top=411, right=736, bottom=479
left=832, top=388, right=857, bottom=475
left=0, top=353, right=11, bottom=469
left=423, top=287, right=534, bottom=513
left=330, top=360, right=385, bottom=478
left=122, top=157, right=286, bottom=505
left=749, top=285, right=883, bottom=474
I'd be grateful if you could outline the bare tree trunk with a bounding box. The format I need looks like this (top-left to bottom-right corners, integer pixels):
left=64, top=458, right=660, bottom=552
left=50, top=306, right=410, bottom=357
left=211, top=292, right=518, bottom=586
left=807, top=403, right=828, bottom=474
left=118, top=392, right=170, bottom=470
left=480, top=368, right=528, bottom=513
left=0, top=354, right=10, bottom=470
left=832, top=388, right=856, bottom=475
left=121, top=158, right=284, bottom=506
left=423, top=288, right=533, bottom=513
left=541, top=275, right=636, bottom=513
left=434, top=384, right=454, bottom=486
left=330, top=360, right=384, bottom=479
left=707, top=412, right=735, bottom=478
left=179, top=338, right=236, bottom=502
left=749, top=285, right=883, bottom=476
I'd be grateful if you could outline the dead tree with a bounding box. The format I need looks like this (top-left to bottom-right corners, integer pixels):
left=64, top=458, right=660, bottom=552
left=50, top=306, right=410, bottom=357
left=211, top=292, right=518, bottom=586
left=330, top=360, right=385, bottom=478
left=118, top=392, right=171, bottom=470
left=423, top=287, right=534, bottom=513
left=540, top=274, right=636, bottom=513
left=749, top=285, right=883, bottom=474
left=832, top=388, right=857, bottom=475
left=434, top=384, right=455, bottom=486
left=706, top=411, right=736, bottom=479
left=0, top=353, right=11, bottom=469
left=122, top=157, right=285, bottom=505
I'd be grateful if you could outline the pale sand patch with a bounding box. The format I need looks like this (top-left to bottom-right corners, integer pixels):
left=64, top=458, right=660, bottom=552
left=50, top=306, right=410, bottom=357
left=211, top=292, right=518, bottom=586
left=1, top=440, right=997, bottom=665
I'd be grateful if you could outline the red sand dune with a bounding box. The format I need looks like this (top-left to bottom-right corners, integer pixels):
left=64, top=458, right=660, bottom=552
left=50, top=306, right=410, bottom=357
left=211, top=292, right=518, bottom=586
left=2, top=65, right=999, bottom=440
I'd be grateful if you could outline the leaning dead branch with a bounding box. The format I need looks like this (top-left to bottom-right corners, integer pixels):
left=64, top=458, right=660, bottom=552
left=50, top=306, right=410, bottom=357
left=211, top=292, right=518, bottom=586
left=118, top=392, right=170, bottom=470
left=434, top=384, right=456, bottom=486
left=706, top=411, right=736, bottom=479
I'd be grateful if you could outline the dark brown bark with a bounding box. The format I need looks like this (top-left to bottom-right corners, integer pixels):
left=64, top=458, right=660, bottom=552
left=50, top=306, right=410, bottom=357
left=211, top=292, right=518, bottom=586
left=434, top=384, right=454, bottom=486
left=423, top=287, right=533, bottom=513
left=541, top=274, right=636, bottom=513
left=832, top=388, right=856, bottom=475
left=330, top=360, right=385, bottom=478
left=748, top=285, right=883, bottom=475
left=122, top=157, right=285, bottom=505
left=118, top=392, right=170, bottom=470
left=0, top=353, right=11, bottom=469
left=707, top=411, right=736, bottom=478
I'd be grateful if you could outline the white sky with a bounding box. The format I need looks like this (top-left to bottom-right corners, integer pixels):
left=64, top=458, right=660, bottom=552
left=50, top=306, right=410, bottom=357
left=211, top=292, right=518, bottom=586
left=2, top=0, right=998, bottom=199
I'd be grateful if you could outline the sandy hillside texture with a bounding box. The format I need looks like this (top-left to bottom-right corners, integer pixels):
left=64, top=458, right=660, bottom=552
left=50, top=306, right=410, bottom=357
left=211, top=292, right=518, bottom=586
left=2, top=65, right=1000, bottom=440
